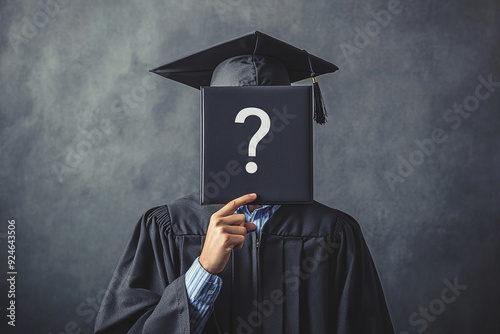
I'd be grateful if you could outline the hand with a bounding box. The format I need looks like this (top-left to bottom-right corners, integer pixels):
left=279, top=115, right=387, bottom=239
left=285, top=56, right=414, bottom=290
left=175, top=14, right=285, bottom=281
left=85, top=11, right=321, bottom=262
left=199, top=193, right=257, bottom=274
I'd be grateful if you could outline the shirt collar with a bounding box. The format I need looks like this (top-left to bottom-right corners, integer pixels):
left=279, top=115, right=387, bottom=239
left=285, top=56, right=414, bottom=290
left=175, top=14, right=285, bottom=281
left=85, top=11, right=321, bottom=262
left=236, top=204, right=276, bottom=220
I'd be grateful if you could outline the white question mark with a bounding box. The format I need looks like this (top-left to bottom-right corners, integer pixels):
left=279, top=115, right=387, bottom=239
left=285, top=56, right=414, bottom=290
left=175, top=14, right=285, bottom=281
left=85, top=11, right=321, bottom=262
left=235, top=107, right=271, bottom=174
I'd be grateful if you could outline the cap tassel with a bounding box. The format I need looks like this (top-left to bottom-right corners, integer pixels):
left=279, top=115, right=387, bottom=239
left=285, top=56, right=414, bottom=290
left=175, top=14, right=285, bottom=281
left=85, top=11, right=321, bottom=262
left=305, top=51, right=329, bottom=125
left=312, top=76, right=328, bottom=125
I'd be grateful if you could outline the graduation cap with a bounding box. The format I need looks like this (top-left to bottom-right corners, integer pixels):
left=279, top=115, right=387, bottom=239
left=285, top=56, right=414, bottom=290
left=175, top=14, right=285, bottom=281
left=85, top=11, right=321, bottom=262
left=150, top=31, right=339, bottom=124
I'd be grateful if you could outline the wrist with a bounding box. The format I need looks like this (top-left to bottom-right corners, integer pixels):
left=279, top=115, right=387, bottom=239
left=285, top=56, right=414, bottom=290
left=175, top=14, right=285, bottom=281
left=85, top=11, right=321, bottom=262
left=199, top=254, right=216, bottom=274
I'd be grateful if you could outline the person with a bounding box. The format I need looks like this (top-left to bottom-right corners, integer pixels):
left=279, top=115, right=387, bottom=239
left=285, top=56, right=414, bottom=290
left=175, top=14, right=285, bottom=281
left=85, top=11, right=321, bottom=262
left=95, top=31, right=395, bottom=334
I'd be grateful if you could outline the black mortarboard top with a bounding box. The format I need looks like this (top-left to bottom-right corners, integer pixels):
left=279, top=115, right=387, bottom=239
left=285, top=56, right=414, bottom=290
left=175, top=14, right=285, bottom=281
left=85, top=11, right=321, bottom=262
left=150, top=31, right=339, bottom=124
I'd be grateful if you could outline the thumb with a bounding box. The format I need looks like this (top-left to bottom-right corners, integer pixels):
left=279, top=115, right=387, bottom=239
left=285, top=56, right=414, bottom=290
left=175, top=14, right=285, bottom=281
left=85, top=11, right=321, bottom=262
left=244, top=222, right=256, bottom=231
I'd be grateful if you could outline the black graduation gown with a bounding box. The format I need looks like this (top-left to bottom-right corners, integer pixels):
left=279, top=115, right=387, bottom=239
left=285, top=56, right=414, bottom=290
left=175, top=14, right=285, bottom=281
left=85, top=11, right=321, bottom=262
left=94, top=193, right=395, bottom=334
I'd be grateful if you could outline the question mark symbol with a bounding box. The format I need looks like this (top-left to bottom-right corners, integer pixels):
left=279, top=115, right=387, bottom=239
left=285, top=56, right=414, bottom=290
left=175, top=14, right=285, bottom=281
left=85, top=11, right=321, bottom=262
left=235, top=107, right=271, bottom=174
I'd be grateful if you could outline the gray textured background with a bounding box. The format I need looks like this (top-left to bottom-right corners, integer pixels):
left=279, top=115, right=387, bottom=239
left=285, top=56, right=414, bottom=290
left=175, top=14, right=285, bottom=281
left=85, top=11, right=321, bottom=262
left=1, top=0, right=499, bottom=333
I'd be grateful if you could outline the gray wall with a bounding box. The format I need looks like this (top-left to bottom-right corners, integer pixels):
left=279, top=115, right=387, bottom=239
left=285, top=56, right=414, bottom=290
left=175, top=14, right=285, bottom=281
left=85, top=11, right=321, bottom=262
left=1, top=0, right=499, bottom=333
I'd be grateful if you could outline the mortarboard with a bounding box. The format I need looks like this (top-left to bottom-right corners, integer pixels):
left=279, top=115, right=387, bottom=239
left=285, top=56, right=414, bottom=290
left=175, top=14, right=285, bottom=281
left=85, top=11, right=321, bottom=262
left=150, top=31, right=338, bottom=124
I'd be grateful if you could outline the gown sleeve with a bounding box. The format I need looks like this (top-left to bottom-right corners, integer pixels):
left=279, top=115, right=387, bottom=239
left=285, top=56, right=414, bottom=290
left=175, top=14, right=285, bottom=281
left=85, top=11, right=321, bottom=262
left=94, top=206, right=192, bottom=334
left=333, top=211, right=395, bottom=334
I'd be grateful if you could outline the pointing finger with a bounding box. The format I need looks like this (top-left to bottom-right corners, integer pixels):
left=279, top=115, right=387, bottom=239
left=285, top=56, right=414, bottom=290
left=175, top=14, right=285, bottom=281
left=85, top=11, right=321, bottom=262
left=216, top=193, right=257, bottom=217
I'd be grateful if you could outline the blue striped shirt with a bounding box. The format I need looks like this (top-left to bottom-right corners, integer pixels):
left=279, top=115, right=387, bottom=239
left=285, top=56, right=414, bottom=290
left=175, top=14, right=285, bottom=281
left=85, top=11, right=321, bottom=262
left=185, top=204, right=281, bottom=333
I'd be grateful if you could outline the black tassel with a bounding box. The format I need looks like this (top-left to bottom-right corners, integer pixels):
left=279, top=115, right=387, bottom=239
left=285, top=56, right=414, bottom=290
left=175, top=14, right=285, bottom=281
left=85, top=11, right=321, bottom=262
left=305, top=50, right=329, bottom=125
left=312, top=76, right=328, bottom=125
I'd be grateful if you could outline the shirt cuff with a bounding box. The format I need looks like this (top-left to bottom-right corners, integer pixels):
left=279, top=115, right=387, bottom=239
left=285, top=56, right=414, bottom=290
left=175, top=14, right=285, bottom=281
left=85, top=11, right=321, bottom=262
left=185, top=257, right=223, bottom=306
